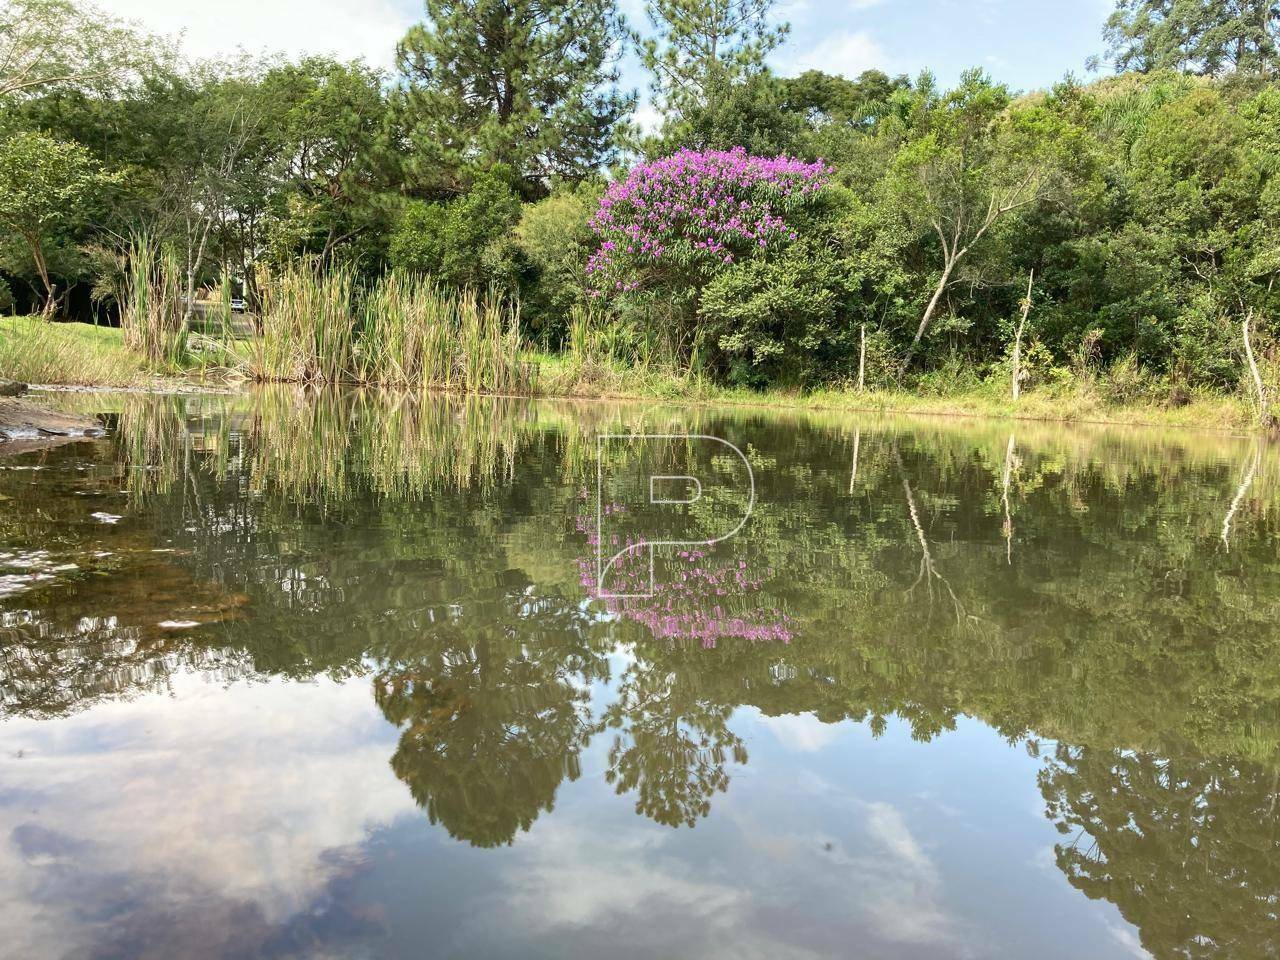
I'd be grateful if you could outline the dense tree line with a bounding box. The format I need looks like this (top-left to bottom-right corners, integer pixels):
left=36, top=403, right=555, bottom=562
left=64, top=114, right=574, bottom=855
left=4, top=0, right=1280, bottom=395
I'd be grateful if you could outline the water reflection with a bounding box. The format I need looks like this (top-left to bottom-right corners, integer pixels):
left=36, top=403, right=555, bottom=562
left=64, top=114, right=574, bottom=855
left=3, top=389, right=1280, bottom=958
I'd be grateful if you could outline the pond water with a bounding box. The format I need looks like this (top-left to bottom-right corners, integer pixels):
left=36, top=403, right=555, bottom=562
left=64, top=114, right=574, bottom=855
left=1, top=389, right=1278, bottom=960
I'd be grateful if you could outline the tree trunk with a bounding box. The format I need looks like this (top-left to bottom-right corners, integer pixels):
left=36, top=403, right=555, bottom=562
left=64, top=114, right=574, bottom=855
left=29, top=235, right=55, bottom=316
left=1011, top=270, right=1034, bottom=401
left=858, top=323, right=866, bottom=392
left=912, top=260, right=954, bottom=351
left=1243, top=309, right=1270, bottom=425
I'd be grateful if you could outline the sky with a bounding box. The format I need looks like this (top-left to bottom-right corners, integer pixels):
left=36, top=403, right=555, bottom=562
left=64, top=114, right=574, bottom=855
left=97, top=0, right=1117, bottom=108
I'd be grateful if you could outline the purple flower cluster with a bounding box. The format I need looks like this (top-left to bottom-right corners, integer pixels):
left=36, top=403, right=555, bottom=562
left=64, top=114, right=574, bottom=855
left=586, top=147, right=831, bottom=296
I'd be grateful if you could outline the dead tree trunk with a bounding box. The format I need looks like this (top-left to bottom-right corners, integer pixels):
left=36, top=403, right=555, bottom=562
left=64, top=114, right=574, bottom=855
left=858, top=324, right=866, bottom=392
left=1012, top=270, right=1034, bottom=401
left=1243, top=309, right=1271, bottom=426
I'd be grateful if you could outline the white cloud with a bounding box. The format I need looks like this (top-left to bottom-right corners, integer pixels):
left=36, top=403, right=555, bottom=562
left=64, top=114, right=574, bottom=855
left=781, top=29, right=891, bottom=77
left=632, top=100, right=666, bottom=135
left=1108, top=924, right=1155, bottom=960
left=98, top=0, right=417, bottom=69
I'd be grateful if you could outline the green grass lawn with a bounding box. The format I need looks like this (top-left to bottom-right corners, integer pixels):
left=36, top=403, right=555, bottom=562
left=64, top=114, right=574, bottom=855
left=0, top=316, right=154, bottom=387
left=533, top=353, right=1258, bottom=432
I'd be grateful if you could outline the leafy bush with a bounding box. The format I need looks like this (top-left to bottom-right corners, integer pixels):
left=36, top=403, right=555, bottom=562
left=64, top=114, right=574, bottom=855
left=0, top=277, right=11, bottom=313
left=1101, top=352, right=1158, bottom=405
left=698, top=227, right=855, bottom=387
left=515, top=182, right=602, bottom=345
left=389, top=168, right=523, bottom=290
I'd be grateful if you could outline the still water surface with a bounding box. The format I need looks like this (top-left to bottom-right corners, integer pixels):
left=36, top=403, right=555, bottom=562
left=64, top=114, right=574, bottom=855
left=1, top=389, right=1278, bottom=960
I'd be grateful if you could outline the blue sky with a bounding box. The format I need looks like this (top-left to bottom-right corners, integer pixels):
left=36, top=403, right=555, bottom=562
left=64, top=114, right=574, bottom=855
left=101, top=0, right=1116, bottom=97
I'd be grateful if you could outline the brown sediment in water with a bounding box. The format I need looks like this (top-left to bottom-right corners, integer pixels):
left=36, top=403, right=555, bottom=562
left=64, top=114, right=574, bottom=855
left=0, top=395, right=104, bottom=449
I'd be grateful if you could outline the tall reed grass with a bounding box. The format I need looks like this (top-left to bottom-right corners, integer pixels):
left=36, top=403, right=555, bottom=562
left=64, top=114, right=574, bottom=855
left=247, top=265, right=531, bottom=394
left=249, top=260, right=358, bottom=384
left=120, top=234, right=187, bottom=366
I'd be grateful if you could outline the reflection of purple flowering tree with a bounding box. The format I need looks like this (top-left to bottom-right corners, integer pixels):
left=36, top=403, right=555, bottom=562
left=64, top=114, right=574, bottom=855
left=586, top=147, right=831, bottom=355
left=574, top=495, right=791, bottom=646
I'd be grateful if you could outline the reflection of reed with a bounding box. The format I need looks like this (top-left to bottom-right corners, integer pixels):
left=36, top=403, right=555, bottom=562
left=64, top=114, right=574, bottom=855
left=243, top=389, right=527, bottom=501
left=116, top=393, right=197, bottom=502
left=115, top=388, right=533, bottom=506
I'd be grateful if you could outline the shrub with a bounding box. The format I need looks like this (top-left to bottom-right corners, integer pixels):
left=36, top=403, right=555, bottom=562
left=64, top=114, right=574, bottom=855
left=515, top=182, right=602, bottom=345
left=388, top=168, right=523, bottom=290
left=698, top=217, right=856, bottom=387
left=1101, top=351, right=1157, bottom=405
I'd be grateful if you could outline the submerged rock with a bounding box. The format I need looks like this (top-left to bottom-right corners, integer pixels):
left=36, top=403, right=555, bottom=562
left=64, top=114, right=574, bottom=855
left=0, top=398, right=104, bottom=442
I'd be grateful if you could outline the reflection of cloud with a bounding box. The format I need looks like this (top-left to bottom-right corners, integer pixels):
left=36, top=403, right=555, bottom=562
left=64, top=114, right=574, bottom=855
left=497, top=771, right=973, bottom=959
left=865, top=800, right=929, bottom=870
left=0, top=675, right=411, bottom=959
left=1108, top=924, right=1155, bottom=960
left=757, top=711, right=841, bottom=753
left=857, top=801, right=961, bottom=947
left=503, top=816, right=823, bottom=960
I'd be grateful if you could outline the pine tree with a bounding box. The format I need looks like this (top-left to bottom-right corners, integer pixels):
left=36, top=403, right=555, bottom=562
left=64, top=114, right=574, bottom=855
left=637, top=0, right=789, bottom=118
left=1104, top=0, right=1280, bottom=76
left=396, top=0, right=633, bottom=196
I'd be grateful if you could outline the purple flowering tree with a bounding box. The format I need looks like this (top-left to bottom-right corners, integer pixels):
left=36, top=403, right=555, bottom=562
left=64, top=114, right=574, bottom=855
left=587, top=147, right=831, bottom=356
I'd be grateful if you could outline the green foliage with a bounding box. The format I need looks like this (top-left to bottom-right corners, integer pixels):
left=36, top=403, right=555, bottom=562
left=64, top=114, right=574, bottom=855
left=698, top=206, right=857, bottom=387
left=120, top=233, right=187, bottom=366
left=258, top=57, right=394, bottom=265
left=355, top=271, right=529, bottom=393
left=250, top=260, right=359, bottom=383
left=0, top=130, right=112, bottom=310
left=637, top=0, right=788, bottom=118
left=395, top=0, right=632, bottom=194
left=389, top=168, right=523, bottom=289
left=514, top=182, right=602, bottom=344
left=0, top=0, right=167, bottom=101
left=1103, top=0, right=1280, bottom=76
left=5, top=0, right=1280, bottom=416
left=245, top=262, right=531, bottom=392
left=653, top=71, right=807, bottom=156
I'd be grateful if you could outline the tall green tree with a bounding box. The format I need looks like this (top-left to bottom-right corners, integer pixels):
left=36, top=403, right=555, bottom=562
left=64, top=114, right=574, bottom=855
left=1104, top=0, right=1280, bottom=76
left=259, top=57, right=394, bottom=264
left=637, top=0, right=788, bottom=117
left=0, top=131, right=112, bottom=312
left=883, top=72, right=1087, bottom=358
left=395, top=0, right=632, bottom=196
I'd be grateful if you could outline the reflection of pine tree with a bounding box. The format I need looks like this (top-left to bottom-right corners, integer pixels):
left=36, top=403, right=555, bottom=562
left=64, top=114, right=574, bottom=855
left=1041, top=745, right=1280, bottom=959
left=601, top=652, right=748, bottom=828
left=374, top=591, right=607, bottom=848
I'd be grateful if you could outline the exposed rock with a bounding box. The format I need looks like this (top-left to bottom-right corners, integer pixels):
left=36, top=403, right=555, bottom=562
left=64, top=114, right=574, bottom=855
left=0, top=398, right=104, bottom=442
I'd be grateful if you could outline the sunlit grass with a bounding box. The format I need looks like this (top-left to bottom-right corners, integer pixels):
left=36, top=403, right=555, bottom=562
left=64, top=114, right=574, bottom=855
left=0, top=316, right=152, bottom=387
